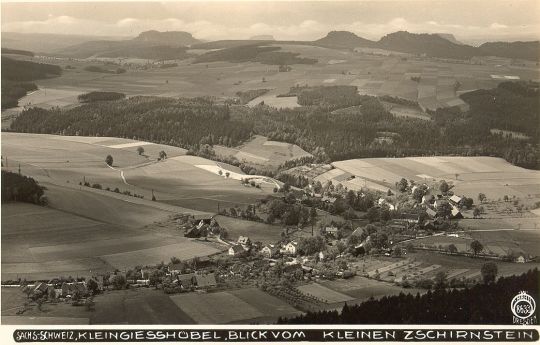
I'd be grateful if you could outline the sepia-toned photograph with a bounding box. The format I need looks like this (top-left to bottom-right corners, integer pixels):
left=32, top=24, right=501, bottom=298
left=0, top=0, right=539, bottom=338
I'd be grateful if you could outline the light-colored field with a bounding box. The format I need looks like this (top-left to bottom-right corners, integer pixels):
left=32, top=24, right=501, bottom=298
left=330, top=156, right=540, bottom=203
left=297, top=283, right=354, bottom=303
left=1, top=201, right=221, bottom=280
left=1, top=132, right=275, bottom=278
left=170, top=288, right=300, bottom=324
left=213, top=135, right=312, bottom=169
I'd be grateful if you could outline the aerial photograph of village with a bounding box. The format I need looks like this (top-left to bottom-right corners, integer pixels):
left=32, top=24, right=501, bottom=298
left=0, top=0, right=539, bottom=326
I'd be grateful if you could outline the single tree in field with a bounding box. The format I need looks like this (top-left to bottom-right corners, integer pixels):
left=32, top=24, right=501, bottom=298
left=448, top=243, right=458, bottom=254
left=105, top=155, right=113, bottom=166
left=225, top=172, right=230, bottom=178
left=473, top=207, right=481, bottom=218
left=439, top=180, right=449, bottom=194
left=478, top=193, right=486, bottom=203
left=481, top=262, right=498, bottom=284
left=218, top=170, right=223, bottom=176
left=159, top=151, right=167, bottom=160
left=470, top=240, right=483, bottom=256
left=136, top=146, right=144, bottom=155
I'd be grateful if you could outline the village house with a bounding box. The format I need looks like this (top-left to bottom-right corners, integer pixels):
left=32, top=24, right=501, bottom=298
left=426, top=207, right=437, bottom=218
left=325, top=226, right=339, bottom=236
left=229, top=244, right=246, bottom=256
left=61, top=281, right=87, bottom=297
left=451, top=205, right=463, bottom=219
left=237, top=236, right=252, bottom=250
left=282, top=241, right=298, bottom=255
left=260, top=244, right=279, bottom=258
left=449, top=195, right=463, bottom=205
left=168, top=262, right=187, bottom=276
left=194, top=273, right=217, bottom=288
left=175, top=273, right=196, bottom=289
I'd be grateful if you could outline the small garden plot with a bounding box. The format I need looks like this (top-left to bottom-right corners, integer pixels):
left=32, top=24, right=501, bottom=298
left=446, top=269, right=470, bottom=280
left=297, top=283, right=354, bottom=304
left=170, top=291, right=263, bottom=324
left=417, top=264, right=442, bottom=276
left=367, top=259, right=410, bottom=277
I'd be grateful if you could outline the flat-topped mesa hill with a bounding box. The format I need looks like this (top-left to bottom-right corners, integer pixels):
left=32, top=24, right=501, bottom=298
left=133, top=30, right=201, bottom=46
left=314, top=31, right=376, bottom=49
left=377, top=31, right=479, bottom=59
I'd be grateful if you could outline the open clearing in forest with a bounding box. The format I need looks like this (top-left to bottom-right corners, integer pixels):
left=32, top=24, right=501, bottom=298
left=213, top=135, right=312, bottom=169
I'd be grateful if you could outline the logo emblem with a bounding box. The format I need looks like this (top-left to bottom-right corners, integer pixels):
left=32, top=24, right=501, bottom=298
left=512, top=291, right=537, bottom=324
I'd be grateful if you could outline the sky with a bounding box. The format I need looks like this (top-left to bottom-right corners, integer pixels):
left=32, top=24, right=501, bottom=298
left=2, top=1, right=540, bottom=43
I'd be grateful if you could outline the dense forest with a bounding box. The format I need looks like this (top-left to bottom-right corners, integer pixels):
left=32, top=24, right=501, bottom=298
left=10, top=97, right=252, bottom=149
left=1, top=171, right=45, bottom=204
left=9, top=82, right=539, bottom=170
left=278, top=268, right=539, bottom=324
left=1, top=57, right=62, bottom=82
left=78, top=91, right=126, bottom=103
left=194, top=44, right=317, bottom=65
left=460, top=81, right=540, bottom=139
left=1, top=57, right=62, bottom=109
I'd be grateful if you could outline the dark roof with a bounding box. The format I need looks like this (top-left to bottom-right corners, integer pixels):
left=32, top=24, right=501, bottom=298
left=230, top=244, right=245, bottom=253
left=195, top=273, right=217, bottom=287
left=168, top=263, right=186, bottom=271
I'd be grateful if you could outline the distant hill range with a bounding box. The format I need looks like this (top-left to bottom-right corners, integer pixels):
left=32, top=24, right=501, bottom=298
left=249, top=35, right=275, bottom=41
left=313, top=30, right=539, bottom=61
left=51, top=30, right=200, bottom=59
left=2, top=30, right=538, bottom=61
left=133, top=30, right=200, bottom=46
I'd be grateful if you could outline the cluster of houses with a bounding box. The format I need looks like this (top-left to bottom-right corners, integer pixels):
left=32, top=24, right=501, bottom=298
left=165, top=261, right=217, bottom=290
left=228, top=235, right=300, bottom=259
left=27, top=280, right=90, bottom=300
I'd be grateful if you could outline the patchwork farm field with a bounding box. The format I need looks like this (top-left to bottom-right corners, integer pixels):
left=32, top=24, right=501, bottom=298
left=1, top=287, right=195, bottom=324
left=2, top=133, right=286, bottom=279
left=213, top=135, right=312, bottom=169
left=329, top=156, right=540, bottom=204
left=169, top=288, right=301, bottom=324
left=3, top=44, right=539, bottom=130
left=1, top=201, right=221, bottom=280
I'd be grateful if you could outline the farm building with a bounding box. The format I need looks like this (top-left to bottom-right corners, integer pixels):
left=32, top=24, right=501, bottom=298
left=449, top=195, right=463, bottom=205
left=194, top=273, right=217, bottom=288
left=451, top=206, right=463, bottom=219
left=168, top=262, right=187, bottom=276
left=282, top=241, right=298, bottom=255
left=325, top=226, right=339, bottom=236
left=229, top=244, right=246, bottom=256
left=61, top=282, right=87, bottom=297
left=176, top=273, right=196, bottom=289
left=261, top=244, right=279, bottom=258
left=351, top=227, right=363, bottom=237
left=237, top=236, right=252, bottom=249
left=426, top=207, right=437, bottom=218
